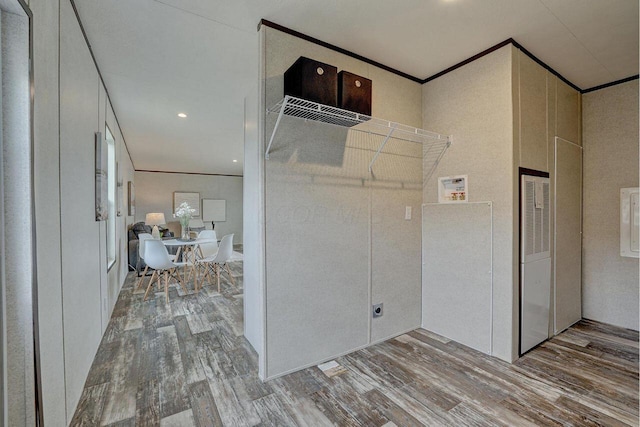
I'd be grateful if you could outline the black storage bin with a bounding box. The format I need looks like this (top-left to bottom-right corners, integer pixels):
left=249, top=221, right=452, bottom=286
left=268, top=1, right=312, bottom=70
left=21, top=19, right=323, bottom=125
left=338, top=71, right=372, bottom=115
left=284, top=57, right=338, bottom=106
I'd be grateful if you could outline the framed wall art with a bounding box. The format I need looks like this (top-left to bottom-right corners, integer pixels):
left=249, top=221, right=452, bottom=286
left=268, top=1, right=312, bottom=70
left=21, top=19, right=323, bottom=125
left=116, top=162, right=123, bottom=217
left=174, top=192, right=200, bottom=216
left=202, top=199, right=226, bottom=222
left=128, top=181, right=136, bottom=216
left=95, top=132, right=108, bottom=221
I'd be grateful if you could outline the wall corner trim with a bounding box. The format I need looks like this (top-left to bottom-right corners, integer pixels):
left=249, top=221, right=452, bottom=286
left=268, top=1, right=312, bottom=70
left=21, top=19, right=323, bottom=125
left=258, top=19, right=423, bottom=83
left=258, top=19, right=630, bottom=94
left=135, top=169, right=243, bottom=178
left=581, top=75, right=640, bottom=94
left=422, top=39, right=516, bottom=84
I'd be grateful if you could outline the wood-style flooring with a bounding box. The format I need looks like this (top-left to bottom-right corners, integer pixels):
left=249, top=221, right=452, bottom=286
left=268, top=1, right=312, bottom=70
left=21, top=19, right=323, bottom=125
left=71, top=265, right=639, bottom=426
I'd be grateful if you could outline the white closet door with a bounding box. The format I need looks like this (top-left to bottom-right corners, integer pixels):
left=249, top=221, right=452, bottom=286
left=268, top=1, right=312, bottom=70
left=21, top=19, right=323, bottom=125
left=554, top=137, right=582, bottom=333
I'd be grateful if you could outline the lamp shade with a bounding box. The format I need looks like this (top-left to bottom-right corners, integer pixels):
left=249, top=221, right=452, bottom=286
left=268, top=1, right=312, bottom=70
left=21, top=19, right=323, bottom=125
left=145, top=212, right=166, bottom=226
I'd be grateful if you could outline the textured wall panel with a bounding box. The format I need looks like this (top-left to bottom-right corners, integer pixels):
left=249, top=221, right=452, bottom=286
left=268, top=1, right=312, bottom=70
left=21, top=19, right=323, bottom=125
left=370, top=138, right=422, bottom=343
left=264, top=117, right=371, bottom=377
left=31, top=0, right=67, bottom=423
left=519, top=52, right=548, bottom=172
left=59, top=0, right=103, bottom=417
left=423, top=203, right=493, bottom=354
left=1, top=10, right=35, bottom=426
left=582, top=80, right=639, bottom=330
left=243, top=76, right=264, bottom=366
left=422, top=46, right=515, bottom=361
left=556, top=79, right=581, bottom=144
left=264, top=27, right=423, bottom=377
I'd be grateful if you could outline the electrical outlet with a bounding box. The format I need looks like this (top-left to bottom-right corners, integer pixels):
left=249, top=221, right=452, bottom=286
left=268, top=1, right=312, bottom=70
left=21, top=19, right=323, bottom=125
left=372, top=303, right=383, bottom=318
left=405, top=206, right=412, bottom=220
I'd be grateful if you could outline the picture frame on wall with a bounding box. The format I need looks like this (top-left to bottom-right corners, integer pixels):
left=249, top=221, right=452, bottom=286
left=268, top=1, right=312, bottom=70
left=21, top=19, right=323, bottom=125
left=116, top=162, right=123, bottom=217
left=174, top=192, right=200, bottom=217
left=128, top=181, right=136, bottom=216
left=202, top=199, right=226, bottom=222
left=95, top=132, right=108, bottom=221
left=117, top=185, right=123, bottom=217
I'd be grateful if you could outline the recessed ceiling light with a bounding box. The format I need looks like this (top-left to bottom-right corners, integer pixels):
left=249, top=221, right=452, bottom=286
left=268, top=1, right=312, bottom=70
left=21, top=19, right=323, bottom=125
left=178, top=113, right=187, bottom=118
left=233, top=159, right=238, bottom=163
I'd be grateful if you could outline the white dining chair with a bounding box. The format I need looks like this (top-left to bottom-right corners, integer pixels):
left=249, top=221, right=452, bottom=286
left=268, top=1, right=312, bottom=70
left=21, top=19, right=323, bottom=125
left=186, top=230, right=217, bottom=287
left=180, top=230, right=217, bottom=282
left=143, top=239, right=189, bottom=303
left=136, top=233, right=153, bottom=290
left=188, top=218, right=206, bottom=238
left=137, top=233, right=178, bottom=290
left=195, top=233, right=235, bottom=292
left=197, top=230, right=218, bottom=256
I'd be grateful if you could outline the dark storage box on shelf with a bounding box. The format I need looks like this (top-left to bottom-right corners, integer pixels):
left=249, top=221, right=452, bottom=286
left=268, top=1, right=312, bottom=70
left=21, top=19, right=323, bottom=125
left=338, top=71, right=372, bottom=116
left=284, top=56, right=338, bottom=107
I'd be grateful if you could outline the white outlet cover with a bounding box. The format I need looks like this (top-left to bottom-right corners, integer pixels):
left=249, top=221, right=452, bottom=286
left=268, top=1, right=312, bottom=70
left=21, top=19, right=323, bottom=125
left=405, top=206, right=412, bottom=220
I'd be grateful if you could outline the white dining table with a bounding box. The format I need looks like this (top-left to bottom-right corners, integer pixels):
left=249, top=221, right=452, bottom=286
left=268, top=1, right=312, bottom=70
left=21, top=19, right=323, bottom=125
left=162, top=237, right=200, bottom=256
left=162, top=238, right=207, bottom=285
left=161, top=238, right=241, bottom=292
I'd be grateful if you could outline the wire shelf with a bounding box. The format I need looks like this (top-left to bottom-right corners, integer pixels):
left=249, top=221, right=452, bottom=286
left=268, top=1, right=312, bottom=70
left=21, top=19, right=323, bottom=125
left=266, top=96, right=452, bottom=173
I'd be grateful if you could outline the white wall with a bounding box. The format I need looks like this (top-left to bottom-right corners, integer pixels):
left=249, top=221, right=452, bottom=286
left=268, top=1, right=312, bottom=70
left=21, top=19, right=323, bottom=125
left=30, top=0, right=66, bottom=423
left=1, top=8, right=34, bottom=425
left=30, top=0, right=135, bottom=423
left=243, top=73, right=264, bottom=367
left=134, top=171, right=243, bottom=243
left=261, top=26, right=424, bottom=378
left=422, top=45, right=516, bottom=362
left=59, top=1, right=104, bottom=416
left=582, top=80, right=639, bottom=330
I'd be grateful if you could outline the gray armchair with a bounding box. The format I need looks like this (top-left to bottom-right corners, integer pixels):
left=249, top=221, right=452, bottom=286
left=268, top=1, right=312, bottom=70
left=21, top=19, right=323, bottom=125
left=127, top=222, right=174, bottom=274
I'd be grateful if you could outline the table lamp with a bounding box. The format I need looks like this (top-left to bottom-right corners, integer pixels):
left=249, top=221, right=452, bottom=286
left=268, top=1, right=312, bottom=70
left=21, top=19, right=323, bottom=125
left=145, top=212, right=166, bottom=239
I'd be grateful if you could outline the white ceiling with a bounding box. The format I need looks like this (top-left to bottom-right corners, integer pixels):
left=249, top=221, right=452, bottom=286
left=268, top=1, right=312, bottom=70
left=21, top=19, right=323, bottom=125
left=74, top=0, right=639, bottom=175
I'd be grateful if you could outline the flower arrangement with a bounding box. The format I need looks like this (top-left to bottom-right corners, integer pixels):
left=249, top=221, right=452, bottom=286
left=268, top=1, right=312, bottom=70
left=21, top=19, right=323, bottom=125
left=174, top=202, right=196, bottom=239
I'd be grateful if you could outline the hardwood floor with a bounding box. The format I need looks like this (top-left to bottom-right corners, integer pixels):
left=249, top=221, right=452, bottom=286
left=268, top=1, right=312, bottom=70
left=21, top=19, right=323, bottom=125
left=71, top=266, right=639, bottom=426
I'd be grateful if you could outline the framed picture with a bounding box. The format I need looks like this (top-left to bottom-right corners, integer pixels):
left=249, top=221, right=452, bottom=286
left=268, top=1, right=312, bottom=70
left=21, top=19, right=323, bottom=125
left=116, top=162, right=123, bottom=217
left=117, top=186, right=123, bottom=217
left=95, top=132, right=108, bottom=221
left=128, top=181, right=136, bottom=216
left=174, top=192, right=200, bottom=216
left=202, top=199, right=226, bottom=222
left=438, top=175, right=468, bottom=203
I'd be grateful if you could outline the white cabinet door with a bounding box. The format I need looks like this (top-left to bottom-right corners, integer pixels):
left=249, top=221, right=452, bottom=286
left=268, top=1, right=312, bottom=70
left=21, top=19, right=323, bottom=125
left=423, top=202, right=493, bottom=355
left=554, top=137, right=583, bottom=333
